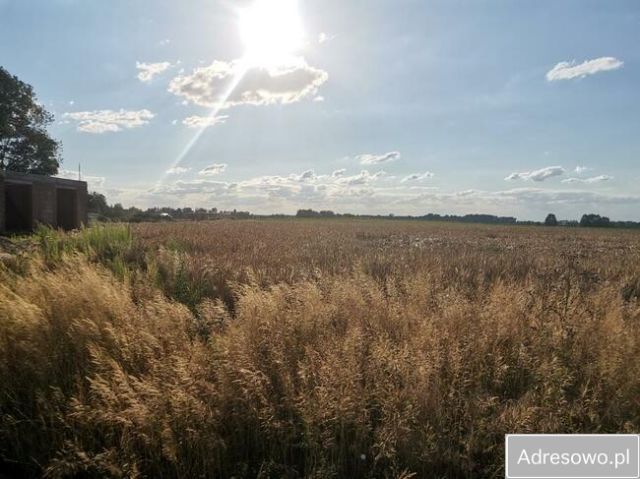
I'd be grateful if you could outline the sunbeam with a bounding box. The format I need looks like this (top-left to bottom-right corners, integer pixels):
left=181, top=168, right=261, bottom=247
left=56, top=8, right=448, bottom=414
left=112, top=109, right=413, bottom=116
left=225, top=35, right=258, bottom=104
left=159, top=0, right=306, bottom=185
left=158, top=61, right=250, bottom=185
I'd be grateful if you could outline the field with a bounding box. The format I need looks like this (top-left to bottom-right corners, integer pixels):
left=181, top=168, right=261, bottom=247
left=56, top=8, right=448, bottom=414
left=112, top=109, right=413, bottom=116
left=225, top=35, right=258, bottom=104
left=1, top=219, right=640, bottom=478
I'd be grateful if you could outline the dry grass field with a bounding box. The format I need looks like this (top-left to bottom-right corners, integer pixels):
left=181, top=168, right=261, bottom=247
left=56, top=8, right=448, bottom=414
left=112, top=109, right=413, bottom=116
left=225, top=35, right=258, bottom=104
left=1, top=219, right=640, bottom=478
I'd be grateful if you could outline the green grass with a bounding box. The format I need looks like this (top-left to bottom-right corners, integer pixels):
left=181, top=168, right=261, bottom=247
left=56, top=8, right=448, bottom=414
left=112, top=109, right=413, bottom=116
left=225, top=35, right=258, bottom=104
left=35, top=223, right=137, bottom=279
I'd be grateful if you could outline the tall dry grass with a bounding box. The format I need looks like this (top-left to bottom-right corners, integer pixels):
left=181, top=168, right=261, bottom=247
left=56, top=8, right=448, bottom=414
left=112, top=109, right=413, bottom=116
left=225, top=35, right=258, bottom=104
left=0, top=220, right=639, bottom=478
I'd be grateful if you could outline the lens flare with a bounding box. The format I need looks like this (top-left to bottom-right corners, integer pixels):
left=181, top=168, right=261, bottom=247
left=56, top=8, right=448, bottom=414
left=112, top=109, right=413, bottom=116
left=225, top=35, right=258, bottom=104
left=239, top=0, right=304, bottom=68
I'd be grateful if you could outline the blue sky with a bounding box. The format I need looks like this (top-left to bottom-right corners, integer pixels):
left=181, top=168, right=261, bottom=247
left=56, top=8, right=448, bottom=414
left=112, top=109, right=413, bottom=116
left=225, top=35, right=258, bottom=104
left=1, top=0, right=638, bottom=219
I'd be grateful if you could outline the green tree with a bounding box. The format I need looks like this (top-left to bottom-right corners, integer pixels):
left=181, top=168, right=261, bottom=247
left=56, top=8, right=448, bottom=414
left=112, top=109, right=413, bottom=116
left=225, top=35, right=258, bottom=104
left=88, top=192, right=109, bottom=215
left=544, top=213, right=558, bottom=226
left=580, top=214, right=611, bottom=228
left=0, top=66, right=61, bottom=175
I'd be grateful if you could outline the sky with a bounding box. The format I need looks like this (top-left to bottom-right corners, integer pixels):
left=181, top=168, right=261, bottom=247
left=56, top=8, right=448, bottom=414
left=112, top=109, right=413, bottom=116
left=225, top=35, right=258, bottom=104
left=1, top=0, right=639, bottom=220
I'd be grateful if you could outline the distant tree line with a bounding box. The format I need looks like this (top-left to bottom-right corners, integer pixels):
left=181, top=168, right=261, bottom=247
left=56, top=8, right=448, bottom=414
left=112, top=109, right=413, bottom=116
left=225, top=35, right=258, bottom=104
left=545, top=213, right=640, bottom=228
left=296, top=209, right=640, bottom=228
left=88, top=192, right=251, bottom=222
left=297, top=209, right=518, bottom=224
left=88, top=194, right=640, bottom=228
left=296, top=209, right=337, bottom=218
left=579, top=214, right=611, bottom=228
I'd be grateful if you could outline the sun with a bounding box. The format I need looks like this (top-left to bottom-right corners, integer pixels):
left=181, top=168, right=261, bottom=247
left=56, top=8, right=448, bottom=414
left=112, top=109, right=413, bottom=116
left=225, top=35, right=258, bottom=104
left=238, top=0, right=304, bottom=68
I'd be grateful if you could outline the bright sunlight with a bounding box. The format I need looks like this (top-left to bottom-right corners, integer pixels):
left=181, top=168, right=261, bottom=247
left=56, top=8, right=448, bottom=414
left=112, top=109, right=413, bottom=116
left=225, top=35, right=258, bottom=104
left=238, top=0, right=304, bottom=68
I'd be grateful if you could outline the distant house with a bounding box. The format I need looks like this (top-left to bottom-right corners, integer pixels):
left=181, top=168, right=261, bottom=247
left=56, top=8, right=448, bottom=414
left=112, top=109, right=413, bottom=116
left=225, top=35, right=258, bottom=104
left=0, top=171, right=88, bottom=233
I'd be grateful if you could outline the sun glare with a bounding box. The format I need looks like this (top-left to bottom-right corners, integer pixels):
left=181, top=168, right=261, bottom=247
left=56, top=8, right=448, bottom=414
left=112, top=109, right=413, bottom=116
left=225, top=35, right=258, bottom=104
left=239, top=0, right=304, bottom=68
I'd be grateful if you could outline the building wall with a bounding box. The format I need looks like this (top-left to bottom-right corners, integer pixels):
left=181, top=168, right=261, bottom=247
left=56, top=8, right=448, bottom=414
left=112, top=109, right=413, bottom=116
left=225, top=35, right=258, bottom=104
left=0, top=178, right=5, bottom=233
left=0, top=172, right=88, bottom=233
left=76, top=183, right=88, bottom=228
left=32, top=181, right=57, bottom=227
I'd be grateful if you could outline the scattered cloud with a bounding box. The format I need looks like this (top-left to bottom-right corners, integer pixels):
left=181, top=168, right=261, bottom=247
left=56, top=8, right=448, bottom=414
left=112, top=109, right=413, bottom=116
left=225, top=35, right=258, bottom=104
left=166, top=166, right=190, bottom=175
left=199, top=163, right=228, bottom=176
left=505, top=166, right=565, bottom=182
left=299, top=169, right=315, bottom=180
left=357, top=151, right=401, bottom=165
left=136, top=61, right=174, bottom=83
left=338, top=170, right=386, bottom=186
left=574, top=165, right=592, bottom=175
left=562, top=175, right=613, bottom=184
left=490, top=187, right=635, bottom=206
left=158, top=38, right=171, bottom=47
left=144, top=166, right=639, bottom=220
left=64, top=109, right=154, bottom=133
left=508, top=166, right=612, bottom=186
left=402, top=172, right=434, bottom=182
left=399, top=187, right=640, bottom=214
left=318, top=32, right=336, bottom=44
left=56, top=169, right=106, bottom=191
left=182, top=115, right=229, bottom=129
left=313, top=96, right=325, bottom=102
left=153, top=168, right=390, bottom=203
left=151, top=179, right=234, bottom=197
left=546, top=57, right=623, bottom=81
left=168, top=58, right=328, bottom=109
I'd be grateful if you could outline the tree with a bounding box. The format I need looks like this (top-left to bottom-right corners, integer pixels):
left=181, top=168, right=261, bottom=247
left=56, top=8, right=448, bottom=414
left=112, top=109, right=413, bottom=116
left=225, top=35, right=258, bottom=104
left=0, top=66, right=61, bottom=175
left=544, top=213, right=558, bottom=226
left=580, top=214, right=611, bottom=228
left=88, top=192, right=109, bottom=215
left=296, top=209, right=320, bottom=218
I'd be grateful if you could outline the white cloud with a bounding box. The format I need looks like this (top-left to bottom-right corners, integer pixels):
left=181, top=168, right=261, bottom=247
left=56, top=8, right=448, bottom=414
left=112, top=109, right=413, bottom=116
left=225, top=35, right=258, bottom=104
left=299, top=169, right=315, bottom=180
left=166, top=166, right=190, bottom=175
left=151, top=179, right=234, bottom=197
left=133, top=166, right=639, bottom=219
left=64, top=109, right=154, bottom=134
left=158, top=38, right=171, bottom=46
left=182, top=115, right=229, bottom=129
left=56, top=169, right=106, bottom=191
left=357, top=151, right=401, bottom=165
left=338, top=170, right=386, bottom=186
left=313, top=96, right=325, bottom=102
left=168, top=58, right=328, bottom=109
left=492, top=188, right=635, bottom=206
left=561, top=175, right=613, bottom=184
left=136, top=61, right=174, bottom=83
left=239, top=170, right=320, bottom=188
left=332, top=169, right=346, bottom=177
left=402, top=172, right=434, bottom=182
left=400, top=187, right=640, bottom=213
left=189, top=170, right=386, bottom=199
left=546, top=57, right=623, bottom=81
left=505, top=166, right=565, bottom=182
left=318, top=32, right=336, bottom=44
left=199, top=163, right=228, bottom=176
left=574, top=165, right=592, bottom=175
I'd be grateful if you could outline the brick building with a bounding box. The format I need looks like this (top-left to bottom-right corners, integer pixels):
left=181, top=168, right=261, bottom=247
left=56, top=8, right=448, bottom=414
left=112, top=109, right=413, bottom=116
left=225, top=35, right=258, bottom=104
left=0, top=171, right=88, bottom=233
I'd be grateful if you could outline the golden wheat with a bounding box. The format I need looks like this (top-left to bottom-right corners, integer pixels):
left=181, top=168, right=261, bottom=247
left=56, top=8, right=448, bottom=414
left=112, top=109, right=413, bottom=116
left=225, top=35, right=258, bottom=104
left=0, top=220, right=639, bottom=478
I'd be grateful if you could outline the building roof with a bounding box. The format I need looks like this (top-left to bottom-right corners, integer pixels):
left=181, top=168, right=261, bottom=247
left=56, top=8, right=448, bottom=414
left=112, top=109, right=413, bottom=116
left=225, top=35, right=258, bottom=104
left=1, top=170, right=87, bottom=189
